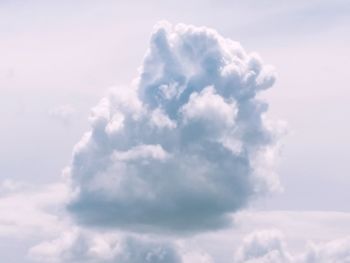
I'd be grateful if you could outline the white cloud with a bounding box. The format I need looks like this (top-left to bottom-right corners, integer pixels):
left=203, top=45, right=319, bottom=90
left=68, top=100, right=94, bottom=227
left=234, top=228, right=350, bottom=263
left=28, top=224, right=350, bottom=263
left=0, top=205, right=344, bottom=263
left=29, top=229, right=181, bottom=263
left=301, top=237, right=350, bottom=263
left=66, top=21, right=281, bottom=233
left=181, top=250, right=214, bottom=263
left=0, top=181, right=68, bottom=238
left=234, top=229, right=292, bottom=263
left=234, top=211, right=350, bottom=243
left=49, top=104, right=77, bottom=124
left=0, top=179, right=22, bottom=194
left=150, top=108, right=177, bottom=129
left=181, top=86, right=238, bottom=132
left=113, top=144, right=169, bottom=162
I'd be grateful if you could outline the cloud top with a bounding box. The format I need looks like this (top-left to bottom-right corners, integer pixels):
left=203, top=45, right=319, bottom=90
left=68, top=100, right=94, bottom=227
left=235, top=229, right=350, bottom=263
left=235, top=229, right=292, bottom=263
left=29, top=229, right=181, bottom=263
left=67, top=21, right=280, bottom=234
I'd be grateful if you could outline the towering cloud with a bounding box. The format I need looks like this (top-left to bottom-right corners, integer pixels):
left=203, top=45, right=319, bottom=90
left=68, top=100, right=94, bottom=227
left=67, top=21, right=280, bottom=234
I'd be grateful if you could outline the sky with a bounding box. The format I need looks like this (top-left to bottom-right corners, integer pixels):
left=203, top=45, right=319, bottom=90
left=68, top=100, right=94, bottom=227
left=1, top=0, right=350, bottom=262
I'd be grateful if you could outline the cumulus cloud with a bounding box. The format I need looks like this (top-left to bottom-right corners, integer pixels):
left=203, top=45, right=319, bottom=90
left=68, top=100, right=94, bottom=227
left=235, top=229, right=350, bottom=263
left=29, top=229, right=181, bottom=263
left=29, top=226, right=350, bottom=263
left=66, top=21, right=281, bottom=234
left=234, top=229, right=292, bottom=263
left=301, top=236, right=350, bottom=263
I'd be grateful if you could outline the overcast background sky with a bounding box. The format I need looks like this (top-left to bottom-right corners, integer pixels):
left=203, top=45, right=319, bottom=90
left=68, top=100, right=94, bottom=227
left=1, top=1, right=350, bottom=262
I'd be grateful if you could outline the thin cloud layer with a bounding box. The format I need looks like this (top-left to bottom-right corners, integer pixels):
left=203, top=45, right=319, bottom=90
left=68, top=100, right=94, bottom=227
left=67, top=21, right=281, bottom=233
left=49, top=104, right=77, bottom=125
left=0, top=180, right=68, bottom=238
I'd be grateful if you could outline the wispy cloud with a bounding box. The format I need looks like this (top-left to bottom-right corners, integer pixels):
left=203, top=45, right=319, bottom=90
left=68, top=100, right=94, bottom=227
left=48, top=104, right=77, bottom=125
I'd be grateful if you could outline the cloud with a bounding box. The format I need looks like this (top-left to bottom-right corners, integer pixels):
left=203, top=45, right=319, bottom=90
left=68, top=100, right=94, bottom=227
left=0, top=181, right=68, bottom=238
left=66, top=21, right=281, bottom=234
left=181, top=250, right=214, bottom=263
left=233, top=210, right=350, bottom=243
left=0, top=179, right=22, bottom=194
left=29, top=225, right=350, bottom=263
left=301, top=236, right=350, bottom=263
left=29, top=229, right=181, bottom=263
left=234, top=229, right=292, bottom=263
left=49, top=104, right=77, bottom=124
left=234, top=229, right=350, bottom=263
left=11, top=207, right=350, bottom=263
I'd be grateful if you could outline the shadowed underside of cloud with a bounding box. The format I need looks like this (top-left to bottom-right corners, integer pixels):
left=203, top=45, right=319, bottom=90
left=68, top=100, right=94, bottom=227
left=67, top=21, right=281, bottom=234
